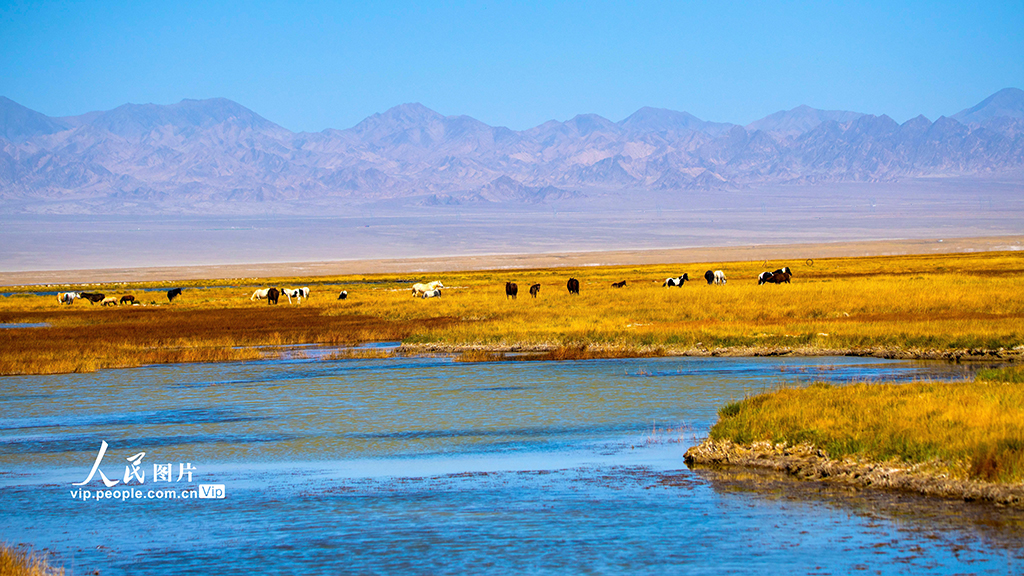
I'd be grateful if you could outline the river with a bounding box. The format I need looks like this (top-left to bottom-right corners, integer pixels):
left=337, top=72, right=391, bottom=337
left=1, top=354, right=1021, bottom=574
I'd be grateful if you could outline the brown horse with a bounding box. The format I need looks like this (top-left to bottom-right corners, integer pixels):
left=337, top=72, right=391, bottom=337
left=567, top=278, right=580, bottom=294
left=506, top=282, right=518, bottom=299
left=529, top=284, right=541, bottom=298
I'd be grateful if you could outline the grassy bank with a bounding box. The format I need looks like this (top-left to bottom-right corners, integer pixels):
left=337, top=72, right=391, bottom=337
left=1, top=250, right=1022, bottom=374
left=706, top=366, right=1024, bottom=484
left=0, top=545, right=63, bottom=576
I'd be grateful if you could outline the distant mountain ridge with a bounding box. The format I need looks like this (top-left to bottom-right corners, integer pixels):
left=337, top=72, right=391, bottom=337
left=1, top=89, right=1022, bottom=213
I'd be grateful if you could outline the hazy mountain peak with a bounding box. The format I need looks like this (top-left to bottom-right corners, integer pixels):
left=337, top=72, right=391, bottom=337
left=78, top=97, right=281, bottom=138
left=0, top=96, right=70, bottom=142
left=620, top=107, right=701, bottom=132
left=350, top=102, right=446, bottom=136
left=747, top=105, right=864, bottom=136
left=953, top=88, right=1024, bottom=125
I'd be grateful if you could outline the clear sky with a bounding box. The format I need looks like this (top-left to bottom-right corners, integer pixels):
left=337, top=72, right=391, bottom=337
left=1, top=0, right=1021, bottom=132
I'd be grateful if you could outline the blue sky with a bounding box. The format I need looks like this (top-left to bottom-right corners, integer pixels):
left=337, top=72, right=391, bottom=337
left=1, top=0, right=1021, bottom=132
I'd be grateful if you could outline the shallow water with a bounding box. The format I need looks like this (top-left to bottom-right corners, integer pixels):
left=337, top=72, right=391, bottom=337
left=1, top=355, right=1021, bottom=574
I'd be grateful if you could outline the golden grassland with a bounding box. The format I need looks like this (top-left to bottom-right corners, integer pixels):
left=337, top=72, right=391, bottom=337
left=707, top=366, right=1024, bottom=484
left=0, top=545, right=64, bottom=576
left=1, top=250, right=1022, bottom=375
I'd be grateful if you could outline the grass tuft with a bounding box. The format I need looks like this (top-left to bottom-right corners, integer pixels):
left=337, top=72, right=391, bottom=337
left=0, top=545, right=64, bottom=576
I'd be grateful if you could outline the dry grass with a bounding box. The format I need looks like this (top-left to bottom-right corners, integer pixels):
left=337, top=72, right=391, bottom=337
left=1, top=250, right=1022, bottom=374
left=0, top=545, right=63, bottom=576
left=709, top=367, right=1024, bottom=483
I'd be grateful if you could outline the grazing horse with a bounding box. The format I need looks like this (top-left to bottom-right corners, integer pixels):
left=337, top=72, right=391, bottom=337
left=80, top=292, right=105, bottom=304
left=101, top=296, right=119, bottom=306
left=167, top=288, right=182, bottom=302
left=412, top=281, right=444, bottom=297
left=280, top=288, right=304, bottom=304
left=119, top=295, right=135, bottom=305
left=714, top=270, right=727, bottom=285
left=760, top=271, right=791, bottom=284
left=529, top=283, right=541, bottom=297
left=704, top=270, right=715, bottom=285
left=337, top=290, right=348, bottom=300
left=250, top=288, right=271, bottom=301
left=663, top=274, right=689, bottom=287
left=421, top=289, right=441, bottom=298
left=773, top=267, right=792, bottom=276
left=567, top=278, right=580, bottom=295
left=267, top=288, right=280, bottom=305
left=506, top=282, right=518, bottom=299
left=57, top=292, right=80, bottom=305
left=611, top=280, right=626, bottom=288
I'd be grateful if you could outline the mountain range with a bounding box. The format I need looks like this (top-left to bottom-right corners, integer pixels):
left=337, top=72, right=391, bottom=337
left=1, top=89, right=1023, bottom=213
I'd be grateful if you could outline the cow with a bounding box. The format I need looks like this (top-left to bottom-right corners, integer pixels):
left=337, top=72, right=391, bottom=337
left=167, top=288, right=182, bottom=302
left=714, top=270, right=727, bottom=285
left=506, top=282, right=518, bottom=299
left=704, top=270, right=715, bottom=285
left=663, top=274, right=689, bottom=287
left=267, top=288, right=280, bottom=305
left=119, top=295, right=135, bottom=305
left=412, top=281, right=444, bottom=297
left=250, top=288, right=271, bottom=301
left=529, top=283, right=541, bottom=298
left=80, top=292, right=105, bottom=304
left=421, top=289, right=441, bottom=298
left=57, top=292, right=80, bottom=305
left=567, top=278, right=580, bottom=294
left=611, top=281, right=626, bottom=288
left=337, top=290, right=348, bottom=300
left=101, top=296, right=119, bottom=306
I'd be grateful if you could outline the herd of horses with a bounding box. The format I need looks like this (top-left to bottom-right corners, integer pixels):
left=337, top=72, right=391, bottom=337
left=57, top=289, right=183, bottom=306
left=55, top=266, right=795, bottom=308
left=250, top=286, right=311, bottom=305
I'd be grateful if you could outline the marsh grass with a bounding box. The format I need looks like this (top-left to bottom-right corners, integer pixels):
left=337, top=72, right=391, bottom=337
left=2, top=250, right=1022, bottom=374
left=709, top=375, right=1024, bottom=483
left=0, top=545, right=63, bottom=576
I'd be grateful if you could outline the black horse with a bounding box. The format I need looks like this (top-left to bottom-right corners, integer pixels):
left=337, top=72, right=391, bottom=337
left=167, top=288, right=182, bottom=302
left=506, top=282, right=518, bottom=299
left=267, top=288, right=280, bottom=304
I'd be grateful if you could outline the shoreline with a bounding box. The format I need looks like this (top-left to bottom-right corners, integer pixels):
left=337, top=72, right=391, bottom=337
left=3, top=234, right=1022, bottom=286
left=399, top=343, right=1024, bottom=363
left=684, top=439, right=1024, bottom=507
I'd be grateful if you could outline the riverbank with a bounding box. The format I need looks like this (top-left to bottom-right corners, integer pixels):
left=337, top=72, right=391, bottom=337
left=686, top=367, right=1024, bottom=505
left=684, top=439, right=1024, bottom=506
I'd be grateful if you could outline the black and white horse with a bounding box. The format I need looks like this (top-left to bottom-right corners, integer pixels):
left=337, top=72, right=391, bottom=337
left=663, top=274, right=689, bottom=287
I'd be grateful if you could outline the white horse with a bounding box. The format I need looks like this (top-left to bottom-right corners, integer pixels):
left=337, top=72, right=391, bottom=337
left=280, top=288, right=304, bottom=304
left=57, top=292, right=80, bottom=305
left=714, top=270, right=727, bottom=285
left=421, top=289, right=441, bottom=299
left=412, top=281, right=444, bottom=297
left=250, top=288, right=271, bottom=301
left=101, top=296, right=119, bottom=306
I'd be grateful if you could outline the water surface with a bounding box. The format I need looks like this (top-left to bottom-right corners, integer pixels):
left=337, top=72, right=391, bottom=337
left=1, top=355, right=1020, bottom=574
